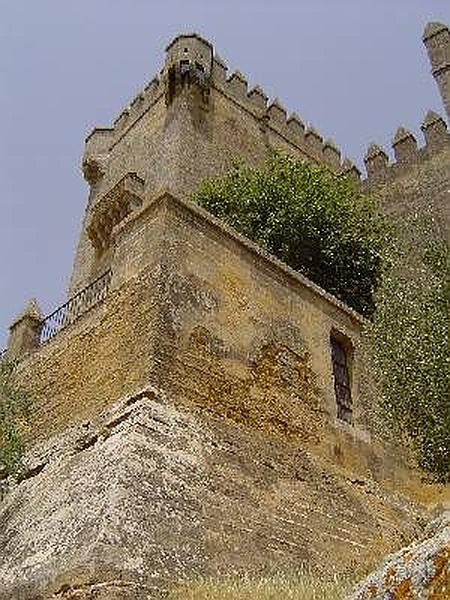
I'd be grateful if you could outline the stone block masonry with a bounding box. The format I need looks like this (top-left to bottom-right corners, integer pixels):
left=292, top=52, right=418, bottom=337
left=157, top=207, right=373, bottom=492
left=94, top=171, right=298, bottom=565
left=0, top=190, right=429, bottom=597
left=2, top=23, right=450, bottom=599
left=17, top=190, right=367, bottom=452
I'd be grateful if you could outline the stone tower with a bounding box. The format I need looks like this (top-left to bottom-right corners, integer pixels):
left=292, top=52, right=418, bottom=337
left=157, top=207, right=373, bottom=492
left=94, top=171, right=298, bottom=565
left=423, top=21, right=450, bottom=119
left=68, top=33, right=344, bottom=297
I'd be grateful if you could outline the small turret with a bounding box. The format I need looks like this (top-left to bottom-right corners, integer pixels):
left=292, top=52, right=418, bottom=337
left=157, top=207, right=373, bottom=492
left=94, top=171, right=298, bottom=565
left=392, top=126, right=418, bottom=164
left=422, top=22, right=450, bottom=119
left=421, top=110, right=449, bottom=151
left=7, top=299, right=43, bottom=359
left=364, top=143, right=389, bottom=181
left=164, top=33, right=213, bottom=105
left=165, top=33, right=213, bottom=76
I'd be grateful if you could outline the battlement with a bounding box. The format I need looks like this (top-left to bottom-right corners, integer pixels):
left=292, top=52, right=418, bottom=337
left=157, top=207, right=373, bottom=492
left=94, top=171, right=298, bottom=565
left=362, top=110, right=449, bottom=187
left=214, top=54, right=346, bottom=168
left=72, top=26, right=449, bottom=299
left=83, top=33, right=346, bottom=176
left=83, top=75, right=163, bottom=163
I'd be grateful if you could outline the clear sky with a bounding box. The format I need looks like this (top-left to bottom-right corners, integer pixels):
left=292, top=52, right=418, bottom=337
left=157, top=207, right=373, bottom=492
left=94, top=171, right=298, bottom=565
left=1, top=0, right=449, bottom=347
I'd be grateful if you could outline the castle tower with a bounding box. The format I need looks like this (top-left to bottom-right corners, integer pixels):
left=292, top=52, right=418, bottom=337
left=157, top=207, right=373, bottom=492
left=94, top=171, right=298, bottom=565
left=1, top=29, right=441, bottom=600
left=423, top=22, right=450, bottom=119
left=68, top=33, right=342, bottom=297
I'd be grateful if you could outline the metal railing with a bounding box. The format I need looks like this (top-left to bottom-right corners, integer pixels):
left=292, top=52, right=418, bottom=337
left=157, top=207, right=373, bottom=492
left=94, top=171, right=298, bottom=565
left=39, top=270, right=112, bottom=345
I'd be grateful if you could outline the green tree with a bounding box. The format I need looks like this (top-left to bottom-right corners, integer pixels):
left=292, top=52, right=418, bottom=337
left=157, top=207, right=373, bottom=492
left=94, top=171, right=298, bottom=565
left=192, top=151, right=386, bottom=317
left=369, top=223, right=450, bottom=481
left=0, top=358, right=31, bottom=483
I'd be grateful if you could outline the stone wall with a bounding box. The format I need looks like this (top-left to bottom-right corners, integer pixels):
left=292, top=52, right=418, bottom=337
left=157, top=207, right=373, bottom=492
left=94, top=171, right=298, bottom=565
left=2, top=192, right=434, bottom=599
left=14, top=192, right=420, bottom=483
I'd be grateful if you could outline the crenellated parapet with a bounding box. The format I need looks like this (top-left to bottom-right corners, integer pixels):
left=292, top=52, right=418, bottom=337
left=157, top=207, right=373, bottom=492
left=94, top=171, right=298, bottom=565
left=82, top=33, right=346, bottom=176
left=362, top=111, right=449, bottom=188
left=112, top=75, right=163, bottom=133
left=83, top=74, right=163, bottom=170
left=213, top=53, right=345, bottom=169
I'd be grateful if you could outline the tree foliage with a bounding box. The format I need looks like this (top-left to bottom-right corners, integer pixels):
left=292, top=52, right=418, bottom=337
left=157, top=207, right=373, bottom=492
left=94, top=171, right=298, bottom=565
left=192, top=151, right=386, bottom=317
left=0, top=359, right=31, bottom=481
left=369, top=222, right=450, bottom=480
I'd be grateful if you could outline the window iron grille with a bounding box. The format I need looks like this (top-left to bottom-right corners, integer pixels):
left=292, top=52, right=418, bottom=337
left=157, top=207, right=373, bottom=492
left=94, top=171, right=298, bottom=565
left=331, top=336, right=353, bottom=424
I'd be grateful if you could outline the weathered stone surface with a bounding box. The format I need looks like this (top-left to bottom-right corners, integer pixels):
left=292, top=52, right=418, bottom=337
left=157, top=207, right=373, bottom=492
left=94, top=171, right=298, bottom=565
left=3, top=24, right=450, bottom=600
left=0, top=387, right=427, bottom=599
left=348, top=508, right=449, bottom=600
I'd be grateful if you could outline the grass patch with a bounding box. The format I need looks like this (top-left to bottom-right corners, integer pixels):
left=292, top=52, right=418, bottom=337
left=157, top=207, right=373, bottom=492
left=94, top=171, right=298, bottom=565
left=168, top=573, right=353, bottom=599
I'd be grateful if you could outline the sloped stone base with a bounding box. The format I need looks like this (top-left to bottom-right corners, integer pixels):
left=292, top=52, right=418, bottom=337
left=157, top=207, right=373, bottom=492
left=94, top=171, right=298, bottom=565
left=0, top=387, right=426, bottom=599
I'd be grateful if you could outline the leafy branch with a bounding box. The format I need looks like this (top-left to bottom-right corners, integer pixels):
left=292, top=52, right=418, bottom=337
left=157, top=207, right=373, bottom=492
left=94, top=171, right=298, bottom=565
left=0, top=359, right=32, bottom=484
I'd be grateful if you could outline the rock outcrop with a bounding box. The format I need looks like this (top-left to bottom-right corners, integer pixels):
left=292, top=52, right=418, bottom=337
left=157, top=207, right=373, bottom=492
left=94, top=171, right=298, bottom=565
left=348, top=508, right=449, bottom=600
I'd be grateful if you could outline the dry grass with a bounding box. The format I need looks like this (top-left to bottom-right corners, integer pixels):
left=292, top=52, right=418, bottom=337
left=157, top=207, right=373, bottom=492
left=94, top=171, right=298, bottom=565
left=167, top=573, right=354, bottom=600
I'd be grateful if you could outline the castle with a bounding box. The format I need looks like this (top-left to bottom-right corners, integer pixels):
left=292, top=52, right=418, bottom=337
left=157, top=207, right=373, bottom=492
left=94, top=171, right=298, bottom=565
left=0, top=23, right=449, bottom=600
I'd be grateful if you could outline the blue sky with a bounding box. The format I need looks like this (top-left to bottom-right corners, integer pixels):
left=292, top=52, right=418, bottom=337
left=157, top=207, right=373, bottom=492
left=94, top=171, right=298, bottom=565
left=1, top=0, right=449, bottom=347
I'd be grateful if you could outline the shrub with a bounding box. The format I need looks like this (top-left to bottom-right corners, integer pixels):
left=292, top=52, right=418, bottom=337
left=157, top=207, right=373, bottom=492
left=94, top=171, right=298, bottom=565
left=369, top=221, right=450, bottom=481
left=0, top=359, right=31, bottom=485
left=192, top=151, right=386, bottom=317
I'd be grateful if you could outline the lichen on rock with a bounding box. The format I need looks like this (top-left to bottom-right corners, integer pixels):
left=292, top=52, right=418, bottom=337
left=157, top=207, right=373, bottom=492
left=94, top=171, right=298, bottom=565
left=348, top=507, right=449, bottom=600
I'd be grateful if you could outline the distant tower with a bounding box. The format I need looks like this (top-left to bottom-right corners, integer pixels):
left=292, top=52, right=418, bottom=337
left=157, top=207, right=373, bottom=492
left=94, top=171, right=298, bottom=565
left=423, top=22, right=450, bottom=120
